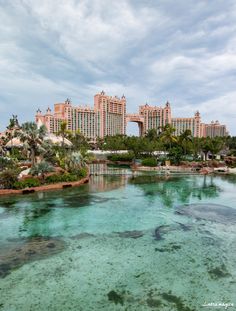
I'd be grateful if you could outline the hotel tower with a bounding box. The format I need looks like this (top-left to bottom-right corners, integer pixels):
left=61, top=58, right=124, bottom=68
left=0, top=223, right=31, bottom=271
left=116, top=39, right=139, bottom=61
left=36, top=92, right=228, bottom=139
left=36, top=91, right=126, bottom=140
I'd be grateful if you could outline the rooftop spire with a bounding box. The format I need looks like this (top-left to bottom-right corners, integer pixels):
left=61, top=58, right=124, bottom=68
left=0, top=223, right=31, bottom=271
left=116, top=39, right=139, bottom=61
left=65, top=98, right=71, bottom=105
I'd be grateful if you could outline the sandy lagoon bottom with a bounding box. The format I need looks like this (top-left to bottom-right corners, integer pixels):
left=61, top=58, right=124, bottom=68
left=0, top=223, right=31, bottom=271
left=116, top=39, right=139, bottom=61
left=0, top=173, right=236, bottom=311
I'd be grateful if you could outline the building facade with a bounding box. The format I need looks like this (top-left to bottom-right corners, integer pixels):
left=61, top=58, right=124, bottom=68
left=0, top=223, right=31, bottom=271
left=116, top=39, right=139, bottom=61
left=36, top=92, right=126, bottom=140
left=139, top=102, right=171, bottom=135
left=36, top=92, right=228, bottom=139
left=94, top=91, right=126, bottom=137
left=200, top=121, right=228, bottom=138
left=171, top=111, right=201, bottom=137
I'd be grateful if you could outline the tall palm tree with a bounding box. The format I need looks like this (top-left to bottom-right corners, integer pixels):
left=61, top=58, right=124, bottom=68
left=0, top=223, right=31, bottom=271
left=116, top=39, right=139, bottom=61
left=145, top=128, right=158, bottom=141
left=17, top=122, right=47, bottom=166
left=192, top=137, right=201, bottom=160
left=209, top=137, right=225, bottom=159
left=58, top=121, right=68, bottom=149
left=6, top=116, right=19, bottom=152
left=66, top=130, right=89, bottom=151
left=200, top=137, right=212, bottom=161
left=160, top=124, right=177, bottom=151
left=179, top=129, right=193, bottom=155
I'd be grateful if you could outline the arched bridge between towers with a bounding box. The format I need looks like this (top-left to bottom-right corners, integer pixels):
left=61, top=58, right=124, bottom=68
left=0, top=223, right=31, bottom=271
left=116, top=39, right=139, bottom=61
left=126, top=114, right=144, bottom=136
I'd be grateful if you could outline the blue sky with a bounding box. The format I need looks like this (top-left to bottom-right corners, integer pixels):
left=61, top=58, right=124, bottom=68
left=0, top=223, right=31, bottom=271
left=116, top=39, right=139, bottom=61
left=0, top=0, right=236, bottom=135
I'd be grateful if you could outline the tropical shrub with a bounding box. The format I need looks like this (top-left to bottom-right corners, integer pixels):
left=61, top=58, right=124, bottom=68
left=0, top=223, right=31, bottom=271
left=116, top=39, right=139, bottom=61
left=141, top=157, right=157, bottom=167
left=30, top=161, right=54, bottom=178
left=0, top=169, right=19, bottom=189
left=0, top=157, right=17, bottom=171
left=45, top=173, right=78, bottom=183
left=45, top=167, right=87, bottom=183
left=16, top=122, right=47, bottom=166
left=13, top=177, right=41, bottom=189
left=63, top=151, right=88, bottom=174
left=41, top=142, right=58, bottom=165
left=168, top=146, right=183, bottom=165
left=78, top=167, right=87, bottom=178
left=9, top=147, right=27, bottom=161
left=61, top=173, right=79, bottom=182
left=107, top=152, right=134, bottom=162
left=44, top=174, right=62, bottom=183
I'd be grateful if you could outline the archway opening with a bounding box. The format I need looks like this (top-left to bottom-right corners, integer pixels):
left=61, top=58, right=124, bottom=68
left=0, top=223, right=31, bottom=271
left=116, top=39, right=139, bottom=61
left=126, top=122, right=140, bottom=136
left=126, top=121, right=144, bottom=137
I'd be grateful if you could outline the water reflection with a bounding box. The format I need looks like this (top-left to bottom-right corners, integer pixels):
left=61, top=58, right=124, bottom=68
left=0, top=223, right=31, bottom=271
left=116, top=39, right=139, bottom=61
left=0, top=166, right=230, bottom=240
left=217, top=173, right=236, bottom=184
left=89, top=163, right=131, bottom=175
left=88, top=175, right=126, bottom=192
left=0, top=165, right=236, bottom=311
left=129, top=175, right=220, bottom=207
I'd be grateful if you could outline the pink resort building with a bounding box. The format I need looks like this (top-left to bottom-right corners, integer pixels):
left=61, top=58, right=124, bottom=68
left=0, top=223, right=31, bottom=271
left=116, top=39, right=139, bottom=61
left=200, top=121, right=228, bottom=138
left=36, top=91, right=126, bottom=140
left=36, top=92, right=228, bottom=139
left=171, top=111, right=201, bottom=137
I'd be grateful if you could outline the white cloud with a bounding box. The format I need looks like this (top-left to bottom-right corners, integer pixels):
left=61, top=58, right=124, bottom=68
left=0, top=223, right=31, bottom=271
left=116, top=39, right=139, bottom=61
left=21, top=0, right=165, bottom=64
left=0, top=0, right=236, bottom=134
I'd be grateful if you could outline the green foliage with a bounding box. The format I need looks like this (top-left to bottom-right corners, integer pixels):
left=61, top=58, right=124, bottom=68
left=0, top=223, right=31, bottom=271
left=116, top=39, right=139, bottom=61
left=13, top=177, right=41, bottom=189
left=145, top=128, right=160, bottom=141
left=78, top=167, right=88, bottom=178
left=40, top=141, right=58, bottom=165
left=125, top=136, right=148, bottom=158
left=44, top=174, right=63, bottom=183
left=178, top=129, right=193, bottom=155
left=63, top=151, right=88, bottom=174
left=103, top=135, right=126, bottom=151
left=45, top=173, right=79, bottom=183
left=226, top=136, right=236, bottom=151
left=0, top=157, right=17, bottom=171
left=228, top=149, right=236, bottom=156
left=17, top=122, right=47, bottom=165
left=141, top=157, right=157, bottom=167
left=9, top=147, right=27, bottom=161
left=61, top=173, right=79, bottom=182
left=66, top=130, right=89, bottom=151
left=30, top=161, right=54, bottom=177
left=57, top=121, right=70, bottom=150
left=107, top=152, right=134, bottom=162
left=0, top=169, right=19, bottom=189
left=168, top=146, right=184, bottom=165
left=209, top=137, right=225, bottom=155
left=160, top=124, right=177, bottom=151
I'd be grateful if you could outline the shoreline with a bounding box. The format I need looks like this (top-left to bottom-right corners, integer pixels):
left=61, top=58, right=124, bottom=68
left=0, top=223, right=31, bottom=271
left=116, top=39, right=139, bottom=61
left=1, top=166, right=235, bottom=196
left=132, top=165, right=236, bottom=175
left=0, top=176, right=89, bottom=196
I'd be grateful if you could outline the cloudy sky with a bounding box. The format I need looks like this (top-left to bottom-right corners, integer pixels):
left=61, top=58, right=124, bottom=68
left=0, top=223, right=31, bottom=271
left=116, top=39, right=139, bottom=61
left=0, top=0, right=236, bottom=134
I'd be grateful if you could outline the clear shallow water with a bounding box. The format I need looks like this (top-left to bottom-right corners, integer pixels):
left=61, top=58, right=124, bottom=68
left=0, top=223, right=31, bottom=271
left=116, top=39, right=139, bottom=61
left=0, top=170, right=236, bottom=311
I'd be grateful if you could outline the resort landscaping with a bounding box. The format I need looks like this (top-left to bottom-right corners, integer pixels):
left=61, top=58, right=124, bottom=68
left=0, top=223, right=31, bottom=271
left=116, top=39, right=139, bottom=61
left=1, top=119, right=236, bottom=194
left=94, top=126, right=236, bottom=174
left=0, top=119, right=90, bottom=194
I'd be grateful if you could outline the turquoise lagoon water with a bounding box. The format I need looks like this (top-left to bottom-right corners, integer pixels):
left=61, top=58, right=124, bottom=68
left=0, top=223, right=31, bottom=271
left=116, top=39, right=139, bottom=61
left=0, top=170, right=236, bottom=311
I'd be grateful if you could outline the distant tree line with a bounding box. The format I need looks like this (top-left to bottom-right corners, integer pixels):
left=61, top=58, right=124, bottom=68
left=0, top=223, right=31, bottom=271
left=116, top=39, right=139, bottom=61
left=96, top=125, right=236, bottom=164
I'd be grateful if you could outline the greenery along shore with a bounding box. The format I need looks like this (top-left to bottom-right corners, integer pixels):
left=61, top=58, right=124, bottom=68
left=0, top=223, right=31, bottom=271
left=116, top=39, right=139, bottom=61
left=0, top=120, right=89, bottom=190
left=1, top=118, right=236, bottom=191
left=98, top=126, right=236, bottom=167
